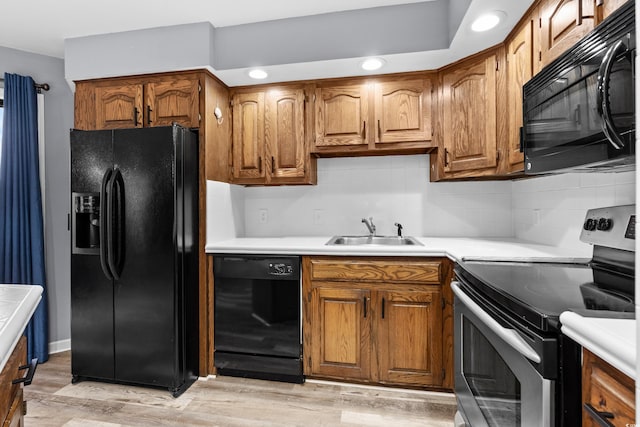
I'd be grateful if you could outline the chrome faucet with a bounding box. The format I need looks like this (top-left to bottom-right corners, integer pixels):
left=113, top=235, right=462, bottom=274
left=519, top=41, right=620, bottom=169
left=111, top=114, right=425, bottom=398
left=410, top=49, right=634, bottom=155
left=362, top=217, right=376, bottom=236
left=394, top=222, right=403, bottom=237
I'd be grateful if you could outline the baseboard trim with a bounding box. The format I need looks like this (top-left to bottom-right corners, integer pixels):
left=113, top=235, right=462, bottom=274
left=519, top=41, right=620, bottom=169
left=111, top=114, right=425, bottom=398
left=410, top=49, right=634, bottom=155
left=49, top=339, right=70, bottom=354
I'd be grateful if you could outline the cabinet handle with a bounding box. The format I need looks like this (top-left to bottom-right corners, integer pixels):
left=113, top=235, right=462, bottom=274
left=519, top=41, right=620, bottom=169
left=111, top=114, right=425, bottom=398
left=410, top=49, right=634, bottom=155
left=381, top=298, right=386, bottom=319
left=362, top=121, right=366, bottom=139
left=258, top=157, right=262, bottom=174
left=444, top=148, right=450, bottom=167
left=377, top=119, right=381, bottom=140
left=583, top=403, right=615, bottom=427
left=133, top=107, right=139, bottom=126
left=271, top=156, right=275, bottom=172
left=147, top=105, right=152, bottom=125
left=363, top=297, right=367, bottom=318
left=12, top=358, right=38, bottom=386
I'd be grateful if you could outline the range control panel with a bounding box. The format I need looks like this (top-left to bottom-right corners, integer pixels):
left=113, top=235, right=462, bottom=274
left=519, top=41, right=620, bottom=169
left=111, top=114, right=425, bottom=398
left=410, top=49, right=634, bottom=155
left=580, top=204, right=635, bottom=251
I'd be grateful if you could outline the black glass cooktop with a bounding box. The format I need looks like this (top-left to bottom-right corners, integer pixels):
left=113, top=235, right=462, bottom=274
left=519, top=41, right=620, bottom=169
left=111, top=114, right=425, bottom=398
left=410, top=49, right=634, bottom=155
left=455, top=260, right=635, bottom=333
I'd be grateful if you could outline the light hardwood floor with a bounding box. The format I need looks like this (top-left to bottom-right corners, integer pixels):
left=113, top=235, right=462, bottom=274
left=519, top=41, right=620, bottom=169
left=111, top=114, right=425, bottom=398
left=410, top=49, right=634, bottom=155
left=24, top=351, right=457, bottom=426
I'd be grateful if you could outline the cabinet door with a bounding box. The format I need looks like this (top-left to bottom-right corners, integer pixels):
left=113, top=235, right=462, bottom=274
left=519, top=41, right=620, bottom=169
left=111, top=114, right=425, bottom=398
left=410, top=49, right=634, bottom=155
left=375, top=288, right=443, bottom=386
left=315, top=85, right=369, bottom=147
left=540, top=0, right=595, bottom=68
left=145, top=78, right=200, bottom=128
left=596, top=0, right=629, bottom=24
left=265, top=88, right=306, bottom=180
left=310, top=285, right=371, bottom=381
left=442, top=53, right=498, bottom=173
left=506, top=20, right=534, bottom=172
left=95, top=83, right=143, bottom=129
left=374, top=79, right=432, bottom=144
left=232, top=92, right=266, bottom=181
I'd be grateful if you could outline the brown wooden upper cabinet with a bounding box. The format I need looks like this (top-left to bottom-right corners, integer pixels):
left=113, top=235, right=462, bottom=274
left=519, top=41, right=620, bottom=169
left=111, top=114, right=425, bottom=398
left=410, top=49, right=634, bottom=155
left=539, top=0, right=595, bottom=68
left=595, top=0, right=630, bottom=24
left=314, top=83, right=369, bottom=148
left=314, top=77, right=433, bottom=156
left=505, top=17, right=535, bottom=174
left=231, top=85, right=316, bottom=185
left=75, top=75, right=200, bottom=130
left=437, top=49, right=502, bottom=178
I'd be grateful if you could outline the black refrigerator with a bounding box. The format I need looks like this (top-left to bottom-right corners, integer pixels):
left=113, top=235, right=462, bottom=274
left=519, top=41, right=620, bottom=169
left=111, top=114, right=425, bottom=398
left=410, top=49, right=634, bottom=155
left=70, top=124, right=199, bottom=397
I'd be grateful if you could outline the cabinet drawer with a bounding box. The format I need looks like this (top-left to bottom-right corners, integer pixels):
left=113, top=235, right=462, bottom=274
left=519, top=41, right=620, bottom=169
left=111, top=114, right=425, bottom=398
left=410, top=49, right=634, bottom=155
left=309, top=258, right=441, bottom=283
left=582, top=349, right=635, bottom=427
left=0, top=336, right=26, bottom=426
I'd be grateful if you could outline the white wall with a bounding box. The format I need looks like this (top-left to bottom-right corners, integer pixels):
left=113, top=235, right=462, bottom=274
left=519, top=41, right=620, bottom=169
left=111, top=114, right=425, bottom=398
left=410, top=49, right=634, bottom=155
left=206, top=180, right=245, bottom=242
left=242, top=154, right=514, bottom=238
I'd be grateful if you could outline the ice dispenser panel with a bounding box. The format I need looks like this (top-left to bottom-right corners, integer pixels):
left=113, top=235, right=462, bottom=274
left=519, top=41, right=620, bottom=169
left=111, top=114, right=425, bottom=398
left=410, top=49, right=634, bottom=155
left=72, top=193, right=100, bottom=255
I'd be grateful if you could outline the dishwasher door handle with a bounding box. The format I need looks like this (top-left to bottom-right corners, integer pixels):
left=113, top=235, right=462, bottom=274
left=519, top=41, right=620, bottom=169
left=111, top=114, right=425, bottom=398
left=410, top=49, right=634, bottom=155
left=451, top=281, right=541, bottom=364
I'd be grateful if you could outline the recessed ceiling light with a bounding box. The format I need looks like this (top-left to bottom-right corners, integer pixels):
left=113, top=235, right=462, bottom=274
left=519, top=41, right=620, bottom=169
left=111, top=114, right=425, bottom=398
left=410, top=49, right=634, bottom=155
left=248, top=69, right=268, bottom=79
left=471, top=11, right=505, bottom=32
left=361, top=57, right=386, bottom=71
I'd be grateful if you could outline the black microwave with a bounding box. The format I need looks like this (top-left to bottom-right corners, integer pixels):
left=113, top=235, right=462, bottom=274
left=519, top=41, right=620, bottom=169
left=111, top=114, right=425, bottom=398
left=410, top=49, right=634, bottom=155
left=522, top=2, right=635, bottom=174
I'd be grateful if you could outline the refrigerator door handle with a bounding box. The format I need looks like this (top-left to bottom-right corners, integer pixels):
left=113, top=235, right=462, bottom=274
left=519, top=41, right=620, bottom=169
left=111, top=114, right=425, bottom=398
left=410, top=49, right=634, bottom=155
left=99, top=168, right=114, bottom=280
left=107, top=168, right=124, bottom=281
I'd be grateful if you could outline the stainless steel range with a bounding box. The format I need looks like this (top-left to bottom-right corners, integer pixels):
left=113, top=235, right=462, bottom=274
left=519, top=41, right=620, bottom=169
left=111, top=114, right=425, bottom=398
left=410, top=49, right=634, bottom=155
left=453, top=204, right=635, bottom=427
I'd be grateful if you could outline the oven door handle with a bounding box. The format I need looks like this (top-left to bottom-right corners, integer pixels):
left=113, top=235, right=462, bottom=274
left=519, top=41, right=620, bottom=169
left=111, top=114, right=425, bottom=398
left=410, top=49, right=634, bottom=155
left=452, top=282, right=541, bottom=364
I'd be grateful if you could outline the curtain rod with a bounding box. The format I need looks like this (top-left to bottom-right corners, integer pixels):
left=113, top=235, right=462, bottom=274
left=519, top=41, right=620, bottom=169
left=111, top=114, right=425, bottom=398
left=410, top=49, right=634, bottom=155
left=0, top=77, right=50, bottom=92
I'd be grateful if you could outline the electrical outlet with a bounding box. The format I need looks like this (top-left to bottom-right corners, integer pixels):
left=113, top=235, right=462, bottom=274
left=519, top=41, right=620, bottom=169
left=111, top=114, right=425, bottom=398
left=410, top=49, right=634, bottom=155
left=259, top=209, right=268, bottom=224
left=313, top=209, right=324, bottom=225
left=533, top=209, right=541, bottom=226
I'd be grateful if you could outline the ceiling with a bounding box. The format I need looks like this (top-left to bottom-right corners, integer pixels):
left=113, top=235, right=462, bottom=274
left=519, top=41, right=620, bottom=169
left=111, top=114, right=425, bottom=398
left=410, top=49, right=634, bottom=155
left=2, top=0, right=535, bottom=86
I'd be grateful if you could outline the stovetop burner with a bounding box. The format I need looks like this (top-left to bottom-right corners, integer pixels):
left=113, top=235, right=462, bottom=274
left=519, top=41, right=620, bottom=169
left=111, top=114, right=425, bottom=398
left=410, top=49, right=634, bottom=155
left=580, top=282, right=634, bottom=312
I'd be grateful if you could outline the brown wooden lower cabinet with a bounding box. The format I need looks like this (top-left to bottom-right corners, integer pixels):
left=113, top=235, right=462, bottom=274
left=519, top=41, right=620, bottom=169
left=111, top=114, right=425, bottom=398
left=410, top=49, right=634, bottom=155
left=302, top=256, right=452, bottom=390
left=1, top=336, right=27, bottom=427
left=582, top=349, right=635, bottom=427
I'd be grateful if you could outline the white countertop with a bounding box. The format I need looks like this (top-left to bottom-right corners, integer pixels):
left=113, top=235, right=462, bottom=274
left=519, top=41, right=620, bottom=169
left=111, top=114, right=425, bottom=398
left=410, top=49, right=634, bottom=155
left=208, top=236, right=638, bottom=379
left=206, top=236, right=591, bottom=263
left=0, top=284, right=43, bottom=372
left=560, top=311, right=636, bottom=379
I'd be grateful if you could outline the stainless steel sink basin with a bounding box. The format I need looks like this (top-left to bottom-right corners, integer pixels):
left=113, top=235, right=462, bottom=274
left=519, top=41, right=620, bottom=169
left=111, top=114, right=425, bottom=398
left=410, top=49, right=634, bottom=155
left=325, top=235, right=423, bottom=246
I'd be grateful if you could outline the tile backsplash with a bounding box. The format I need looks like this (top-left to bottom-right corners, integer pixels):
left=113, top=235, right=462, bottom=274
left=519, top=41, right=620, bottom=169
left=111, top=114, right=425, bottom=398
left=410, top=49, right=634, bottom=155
left=242, top=155, right=514, bottom=238
left=512, top=170, right=635, bottom=252
left=208, top=155, right=636, bottom=252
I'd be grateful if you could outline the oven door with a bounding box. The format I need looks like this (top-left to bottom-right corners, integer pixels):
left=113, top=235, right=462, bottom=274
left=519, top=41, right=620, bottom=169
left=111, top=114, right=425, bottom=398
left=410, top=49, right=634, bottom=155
left=452, top=282, right=555, bottom=427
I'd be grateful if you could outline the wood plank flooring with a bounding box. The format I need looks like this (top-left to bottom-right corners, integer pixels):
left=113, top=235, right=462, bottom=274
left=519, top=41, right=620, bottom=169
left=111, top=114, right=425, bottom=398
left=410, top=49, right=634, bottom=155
left=24, top=351, right=457, bottom=426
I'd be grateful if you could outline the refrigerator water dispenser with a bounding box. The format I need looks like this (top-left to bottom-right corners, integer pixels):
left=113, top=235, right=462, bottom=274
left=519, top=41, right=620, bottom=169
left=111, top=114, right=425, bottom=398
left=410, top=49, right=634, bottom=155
left=72, top=193, right=100, bottom=254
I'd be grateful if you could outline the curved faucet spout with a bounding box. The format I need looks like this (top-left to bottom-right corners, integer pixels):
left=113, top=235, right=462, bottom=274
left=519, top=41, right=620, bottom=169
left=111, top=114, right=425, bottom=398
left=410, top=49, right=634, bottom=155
left=362, top=217, right=376, bottom=236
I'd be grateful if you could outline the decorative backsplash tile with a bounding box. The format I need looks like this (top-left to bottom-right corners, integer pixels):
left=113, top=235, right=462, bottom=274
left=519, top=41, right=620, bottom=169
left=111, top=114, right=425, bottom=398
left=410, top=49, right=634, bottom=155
left=208, top=155, right=636, bottom=253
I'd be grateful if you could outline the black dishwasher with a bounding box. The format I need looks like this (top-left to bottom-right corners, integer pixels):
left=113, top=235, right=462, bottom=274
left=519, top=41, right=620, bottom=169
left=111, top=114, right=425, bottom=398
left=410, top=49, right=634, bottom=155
left=213, top=255, right=303, bottom=383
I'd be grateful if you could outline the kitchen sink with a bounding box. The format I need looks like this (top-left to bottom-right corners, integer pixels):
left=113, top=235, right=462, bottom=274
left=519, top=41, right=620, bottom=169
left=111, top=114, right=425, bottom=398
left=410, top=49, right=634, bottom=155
left=325, top=235, right=423, bottom=246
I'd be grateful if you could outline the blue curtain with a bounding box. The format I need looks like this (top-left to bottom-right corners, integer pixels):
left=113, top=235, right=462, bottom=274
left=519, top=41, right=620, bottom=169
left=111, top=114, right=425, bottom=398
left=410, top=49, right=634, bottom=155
left=0, top=73, right=48, bottom=363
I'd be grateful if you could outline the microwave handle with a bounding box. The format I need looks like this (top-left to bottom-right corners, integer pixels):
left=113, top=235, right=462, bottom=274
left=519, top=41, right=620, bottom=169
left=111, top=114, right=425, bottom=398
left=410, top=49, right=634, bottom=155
left=451, top=281, right=541, bottom=364
left=597, top=39, right=628, bottom=150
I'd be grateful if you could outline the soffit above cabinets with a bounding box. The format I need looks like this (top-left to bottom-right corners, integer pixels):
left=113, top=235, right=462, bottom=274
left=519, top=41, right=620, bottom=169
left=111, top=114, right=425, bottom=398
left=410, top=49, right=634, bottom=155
left=4, top=0, right=534, bottom=87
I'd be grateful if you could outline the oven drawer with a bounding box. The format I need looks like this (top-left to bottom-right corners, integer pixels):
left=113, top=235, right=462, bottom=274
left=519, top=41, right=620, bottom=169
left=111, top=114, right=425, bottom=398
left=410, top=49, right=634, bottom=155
left=309, top=257, right=441, bottom=283
left=582, top=349, right=635, bottom=427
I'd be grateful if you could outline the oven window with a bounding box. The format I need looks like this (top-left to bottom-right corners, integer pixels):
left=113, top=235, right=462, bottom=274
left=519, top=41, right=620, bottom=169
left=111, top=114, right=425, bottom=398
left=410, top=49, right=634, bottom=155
left=463, top=318, right=522, bottom=427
